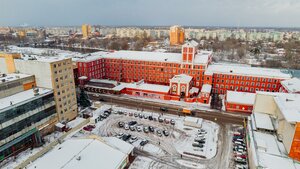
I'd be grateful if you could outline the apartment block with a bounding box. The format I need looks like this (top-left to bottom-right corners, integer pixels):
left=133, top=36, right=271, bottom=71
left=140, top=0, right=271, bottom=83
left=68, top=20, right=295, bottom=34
left=14, top=58, right=78, bottom=122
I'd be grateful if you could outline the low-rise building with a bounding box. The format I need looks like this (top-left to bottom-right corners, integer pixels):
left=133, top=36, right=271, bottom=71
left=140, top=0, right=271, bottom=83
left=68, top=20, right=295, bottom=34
left=26, top=137, right=131, bottom=169
left=247, top=92, right=300, bottom=168
left=280, top=78, right=300, bottom=94
left=0, top=88, right=57, bottom=163
left=225, top=91, right=256, bottom=113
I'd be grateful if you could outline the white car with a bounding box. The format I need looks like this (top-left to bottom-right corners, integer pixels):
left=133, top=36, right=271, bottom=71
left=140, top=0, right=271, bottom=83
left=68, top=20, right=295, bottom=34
left=124, top=124, right=129, bottom=130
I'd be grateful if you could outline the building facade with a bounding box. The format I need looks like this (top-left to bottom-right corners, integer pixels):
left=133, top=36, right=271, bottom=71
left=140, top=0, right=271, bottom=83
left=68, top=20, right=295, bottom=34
left=0, top=87, right=57, bottom=163
left=170, top=25, right=185, bottom=46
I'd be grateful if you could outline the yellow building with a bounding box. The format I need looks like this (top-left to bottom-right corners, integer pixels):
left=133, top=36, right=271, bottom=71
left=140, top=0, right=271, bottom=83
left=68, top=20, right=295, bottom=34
left=0, top=53, right=21, bottom=73
left=82, top=24, right=92, bottom=39
left=18, top=30, right=26, bottom=38
left=170, top=25, right=185, bottom=46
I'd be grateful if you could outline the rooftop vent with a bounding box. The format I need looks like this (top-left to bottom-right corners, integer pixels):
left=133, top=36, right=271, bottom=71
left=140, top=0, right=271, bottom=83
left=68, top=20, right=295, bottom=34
left=230, top=70, right=233, bottom=73
left=286, top=98, right=294, bottom=102
left=33, top=88, right=39, bottom=96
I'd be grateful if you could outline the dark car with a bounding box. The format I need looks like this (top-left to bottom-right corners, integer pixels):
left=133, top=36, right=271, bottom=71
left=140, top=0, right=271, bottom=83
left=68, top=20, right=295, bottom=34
left=100, top=114, right=107, bottom=119
left=197, top=140, right=205, bottom=144
left=139, top=113, right=143, bottom=118
left=148, top=116, right=153, bottom=121
left=140, top=139, right=149, bottom=146
left=128, top=121, right=137, bottom=126
left=118, top=121, right=125, bottom=128
left=163, top=130, right=169, bottom=136
left=122, top=134, right=131, bottom=141
left=148, top=126, right=155, bottom=132
left=160, top=107, right=168, bottom=112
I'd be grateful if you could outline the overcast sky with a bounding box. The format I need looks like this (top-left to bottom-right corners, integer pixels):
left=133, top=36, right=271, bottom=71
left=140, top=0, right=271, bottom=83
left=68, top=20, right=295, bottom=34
left=1, top=0, right=300, bottom=27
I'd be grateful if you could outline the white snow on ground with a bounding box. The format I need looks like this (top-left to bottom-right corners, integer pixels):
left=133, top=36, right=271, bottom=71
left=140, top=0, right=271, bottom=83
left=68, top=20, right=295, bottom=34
left=89, top=104, right=219, bottom=160
left=174, top=118, right=219, bottom=159
left=122, top=94, right=212, bottom=111
left=141, top=144, right=163, bottom=155
left=66, top=117, right=85, bottom=128
left=129, top=156, right=172, bottom=169
left=176, top=159, right=206, bottom=169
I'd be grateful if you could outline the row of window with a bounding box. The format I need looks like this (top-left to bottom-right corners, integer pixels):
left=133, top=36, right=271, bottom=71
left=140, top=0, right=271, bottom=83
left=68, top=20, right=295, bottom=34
left=214, top=82, right=278, bottom=88
left=213, top=74, right=280, bottom=83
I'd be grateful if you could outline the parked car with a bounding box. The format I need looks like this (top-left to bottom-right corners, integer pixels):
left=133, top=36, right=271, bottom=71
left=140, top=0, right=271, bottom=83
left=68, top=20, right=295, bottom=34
left=235, top=158, right=247, bottom=165
left=116, top=133, right=124, bottom=139
left=170, top=119, right=175, bottom=125
left=136, top=125, right=143, bottom=132
left=122, top=134, right=131, bottom=141
left=163, top=130, right=169, bottom=136
left=130, top=125, right=136, bottom=131
left=100, top=114, right=107, bottom=119
left=148, top=126, right=155, bottom=132
left=124, top=124, right=129, bottom=130
left=139, top=113, right=143, bottom=118
left=143, top=126, right=149, bottom=133
left=129, top=112, right=133, bottom=116
left=118, top=121, right=125, bottom=128
left=143, top=114, right=148, bottom=119
left=235, top=164, right=248, bottom=169
left=156, top=130, right=162, bottom=137
left=160, top=107, right=168, bottom=112
left=148, top=116, right=153, bottom=121
left=192, top=142, right=204, bottom=148
left=164, top=118, right=170, bottom=124
left=128, top=136, right=138, bottom=144
left=140, top=139, right=149, bottom=146
left=134, top=113, right=139, bottom=117
left=194, top=137, right=205, bottom=142
left=158, top=116, right=164, bottom=123
left=128, top=121, right=137, bottom=126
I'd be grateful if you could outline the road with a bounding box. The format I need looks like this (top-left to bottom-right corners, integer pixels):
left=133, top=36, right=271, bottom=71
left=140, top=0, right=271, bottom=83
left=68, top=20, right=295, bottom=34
left=87, top=92, right=246, bottom=125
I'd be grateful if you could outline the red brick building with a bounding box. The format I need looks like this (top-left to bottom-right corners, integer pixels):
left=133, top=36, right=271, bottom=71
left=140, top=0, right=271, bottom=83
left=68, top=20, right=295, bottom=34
left=225, top=91, right=256, bottom=113
left=75, top=42, right=292, bottom=104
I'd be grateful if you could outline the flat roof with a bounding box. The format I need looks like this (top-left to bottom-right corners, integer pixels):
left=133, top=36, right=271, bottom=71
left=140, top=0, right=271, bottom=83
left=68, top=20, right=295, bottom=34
left=126, top=82, right=170, bottom=93
left=280, top=78, right=300, bottom=93
left=273, top=93, right=300, bottom=124
left=226, top=91, right=256, bottom=105
left=253, top=112, right=274, bottom=131
left=0, top=88, right=52, bottom=110
left=170, top=74, right=193, bottom=83
left=103, top=137, right=134, bottom=155
left=27, top=138, right=127, bottom=169
left=201, top=84, right=212, bottom=93
left=248, top=120, right=298, bottom=169
left=206, top=64, right=291, bottom=79
left=0, top=73, right=33, bottom=84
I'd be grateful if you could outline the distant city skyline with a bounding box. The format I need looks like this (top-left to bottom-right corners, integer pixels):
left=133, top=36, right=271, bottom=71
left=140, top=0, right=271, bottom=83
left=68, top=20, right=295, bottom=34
left=1, top=0, right=300, bottom=28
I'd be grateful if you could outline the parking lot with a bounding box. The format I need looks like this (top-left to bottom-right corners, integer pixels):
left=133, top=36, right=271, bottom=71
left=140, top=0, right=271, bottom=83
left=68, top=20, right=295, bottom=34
left=73, top=105, right=244, bottom=169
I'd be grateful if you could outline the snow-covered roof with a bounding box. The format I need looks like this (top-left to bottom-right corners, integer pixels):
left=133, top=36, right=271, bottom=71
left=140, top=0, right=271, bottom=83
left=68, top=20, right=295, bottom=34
left=103, top=137, right=134, bottom=155
left=206, top=64, right=291, bottom=79
left=170, top=74, right=193, bottom=83
left=126, top=82, right=170, bottom=93
left=253, top=112, right=274, bottom=131
left=189, top=87, right=199, bottom=94
left=201, top=84, right=212, bottom=93
left=247, top=120, right=298, bottom=169
left=183, top=40, right=199, bottom=47
left=0, top=88, right=52, bottom=110
left=27, top=138, right=128, bottom=169
left=0, top=73, right=32, bottom=84
left=273, top=93, right=300, bottom=124
left=280, top=78, right=300, bottom=93
left=8, top=45, right=212, bottom=65
left=226, top=91, right=256, bottom=105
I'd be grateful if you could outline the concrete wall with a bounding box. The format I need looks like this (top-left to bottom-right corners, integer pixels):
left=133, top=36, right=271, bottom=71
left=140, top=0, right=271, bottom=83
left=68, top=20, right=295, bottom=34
left=281, top=120, right=295, bottom=154
left=253, top=93, right=277, bottom=116
left=0, top=58, right=8, bottom=73
left=14, top=60, right=53, bottom=89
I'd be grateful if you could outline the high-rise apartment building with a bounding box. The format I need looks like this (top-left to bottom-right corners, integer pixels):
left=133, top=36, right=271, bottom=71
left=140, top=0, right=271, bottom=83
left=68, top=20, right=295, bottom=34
left=14, top=57, right=78, bottom=122
left=170, top=25, right=185, bottom=46
left=82, top=24, right=92, bottom=39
